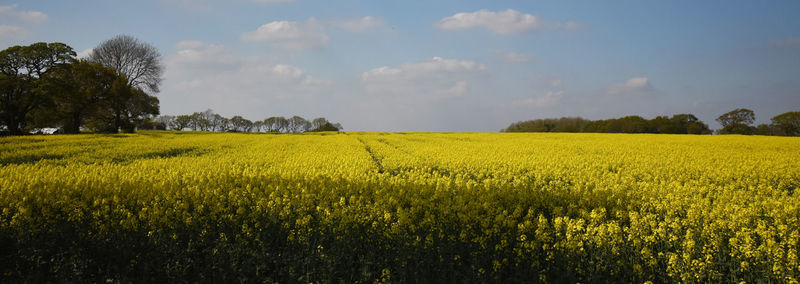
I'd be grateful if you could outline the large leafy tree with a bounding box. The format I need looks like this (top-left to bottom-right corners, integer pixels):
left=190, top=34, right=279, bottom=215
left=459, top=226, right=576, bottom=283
left=716, top=108, right=756, bottom=135
left=37, top=60, right=117, bottom=133
left=0, top=43, right=75, bottom=135
left=771, top=111, right=800, bottom=136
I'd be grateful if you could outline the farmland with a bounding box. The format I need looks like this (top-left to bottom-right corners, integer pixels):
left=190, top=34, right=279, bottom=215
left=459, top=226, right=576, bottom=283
left=1, top=132, right=799, bottom=282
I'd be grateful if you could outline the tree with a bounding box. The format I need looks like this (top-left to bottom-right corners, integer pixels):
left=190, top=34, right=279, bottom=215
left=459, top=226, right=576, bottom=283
left=309, top=122, right=343, bottom=132
left=84, top=74, right=159, bottom=133
left=287, top=116, right=309, bottom=133
left=217, top=117, right=231, bottom=132
left=770, top=111, right=800, bottom=136
left=755, top=124, right=779, bottom=136
left=717, top=108, right=755, bottom=135
left=209, top=113, right=226, bottom=132
left=253, top=120, right=265, bottom=132
left=189, top=112, right=210, bottom=131
left=230, top=115, right=252, bottom=132
left=311, top=117, right=328, bottom=130
left=264, top=116, right=288, bottom=133
left=89, top=35, right=163, bottom=93
left=37, top=60, right=117, bottom=133
left=0, top=43, right=75, bottom=135
left=171, top=115, right=192, bottom=130
left=155, top=115, right=175, bottom=130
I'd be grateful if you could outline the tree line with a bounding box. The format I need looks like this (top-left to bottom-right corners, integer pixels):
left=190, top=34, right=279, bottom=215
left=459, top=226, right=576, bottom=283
left=1, top=36, right=162, bottom=135
left=504, top=109, right=800, bottom=136
left=1, top=37, right=342, bottom=136
left=144, top=109, right=343, bottom=133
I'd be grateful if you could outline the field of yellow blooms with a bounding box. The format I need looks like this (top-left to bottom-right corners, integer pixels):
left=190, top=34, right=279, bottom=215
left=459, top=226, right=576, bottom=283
left=1, top=131, right=798, bottom=282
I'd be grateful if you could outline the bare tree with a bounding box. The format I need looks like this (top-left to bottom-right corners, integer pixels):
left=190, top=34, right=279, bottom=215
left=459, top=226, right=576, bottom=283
left=89, top=35, right=163, bottom=93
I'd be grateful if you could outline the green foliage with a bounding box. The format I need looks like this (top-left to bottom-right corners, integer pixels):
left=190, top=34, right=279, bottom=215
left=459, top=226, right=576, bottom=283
left=771, top=111, right=800, bottom=136
left=717, top=108, right=756, bottom=135
left=37, top=60, right=117, bottom=133
left=1, top=42, right=160, bottom=135
left=309, top=122, right=342, bottom=132
left=0, top=42, right=75, bottom=135
left=504, top=114, right=711, bottom=134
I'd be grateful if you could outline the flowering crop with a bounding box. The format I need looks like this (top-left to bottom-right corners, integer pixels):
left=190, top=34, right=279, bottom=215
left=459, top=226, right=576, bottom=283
left=1, top=131, right=798, bottom=282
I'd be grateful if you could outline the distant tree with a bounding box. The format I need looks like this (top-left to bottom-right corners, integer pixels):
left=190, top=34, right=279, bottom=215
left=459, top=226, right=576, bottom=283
left=253, top=120, right=265, bottom=132
left=230, top=115, right=252, bottom=132
left=136, top=117, right=166, bottom=130
left=263, top=117, right=278, bottom=132
left=264, top=116, right=289, bottom=133
left=169, top=114, right=192, bottom=131
left=311, top=117, right=328, bottom=130
left=717, top=108, right=755, bottom=135
left=0, top=43, right=76, bottom=135
left=171, top=115, right=192, bottom=130
left=755, top=124, right=779, bottom=136
left=504, top=114, right=709, bottom=134
left=217, top=117, right=231, bottom=132
left=675, top=114, right=712, bottom=134
left=275, top=117, right=288, bottom=133
left=770, top=111, right=800, bottom=136
left=89, top=35, right=163, bottom=93
left=603, top=116, right=651, bottom=133
left=189, top=111, right=210, bottom=131
left=287, top=116, right=309, bottom=133
left=209, top=112, right=226, bottom=131
left=551, top=117, right=590, bottom=132
left=309, top=122, right=343, bottom=132
left=155, top=115, right=175, bottom=130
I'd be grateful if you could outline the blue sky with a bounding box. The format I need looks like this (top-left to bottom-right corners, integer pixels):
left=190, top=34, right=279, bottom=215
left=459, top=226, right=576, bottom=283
left=2, top=0, right=799, bottom=131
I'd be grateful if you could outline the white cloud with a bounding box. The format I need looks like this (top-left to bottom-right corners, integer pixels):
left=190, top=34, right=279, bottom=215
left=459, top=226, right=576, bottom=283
left=161, top=41, right=329, bottom=117
left=241, top=18, right=329, bottom=50
left=0, top=4, right=47, bottom=24
left=332, top=16, right=385, bottom=32
left=609, top=77, right=655, bottom=95
left=76, top=48, right=94, bottom=59
left=0, top=25, right=27, bottom=44
left=251, top=0, right=295, bottom=2
left=17, top=11, right=47, bottom=24
left=0, top=24, right=26, bottom=36
left=504, top=52, right=532, bottom=63
left=436, top=9, right=555, bottom=35
left=361, top=56, right=486, bottom=100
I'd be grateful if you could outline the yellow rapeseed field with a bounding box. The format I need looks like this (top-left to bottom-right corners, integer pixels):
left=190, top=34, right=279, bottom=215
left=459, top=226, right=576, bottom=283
left=1, top=131, right=798, bottom=282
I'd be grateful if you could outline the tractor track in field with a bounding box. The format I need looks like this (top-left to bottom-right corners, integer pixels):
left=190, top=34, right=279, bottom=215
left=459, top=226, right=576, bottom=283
left=354, top=137, right=385, bottom=173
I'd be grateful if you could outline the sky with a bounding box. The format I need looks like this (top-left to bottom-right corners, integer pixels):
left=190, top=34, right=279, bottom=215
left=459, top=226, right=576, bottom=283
left=1, top=0, right=799, bottom=131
